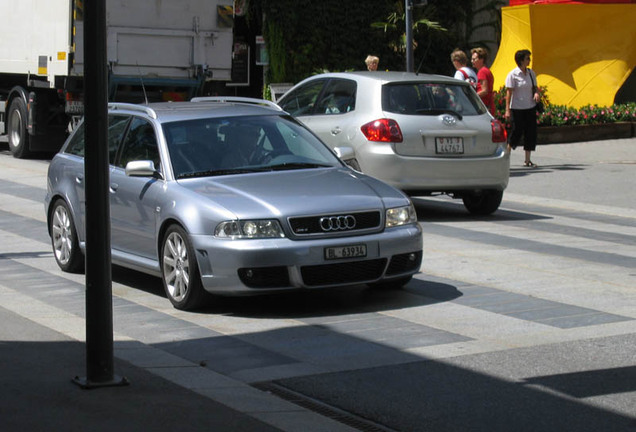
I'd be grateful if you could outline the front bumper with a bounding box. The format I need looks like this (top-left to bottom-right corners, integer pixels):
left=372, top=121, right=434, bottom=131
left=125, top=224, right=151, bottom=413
left=191, top=224, right=423, bottom=295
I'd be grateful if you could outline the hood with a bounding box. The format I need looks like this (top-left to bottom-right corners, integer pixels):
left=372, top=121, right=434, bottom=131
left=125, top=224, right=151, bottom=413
left=176, top=167, right=407, bottom=219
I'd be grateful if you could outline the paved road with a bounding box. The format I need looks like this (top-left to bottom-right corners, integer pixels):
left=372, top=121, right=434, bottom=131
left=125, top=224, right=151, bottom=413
left=1, top=138, right=634, bottom=431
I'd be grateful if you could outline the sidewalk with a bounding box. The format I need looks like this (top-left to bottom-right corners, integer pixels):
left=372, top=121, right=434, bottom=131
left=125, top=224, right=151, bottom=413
left=0, top=288, right=356, bottom=432
left=0, top=305, right=286, bottom=432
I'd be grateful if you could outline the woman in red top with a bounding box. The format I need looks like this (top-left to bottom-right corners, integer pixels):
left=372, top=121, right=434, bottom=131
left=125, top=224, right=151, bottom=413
left=470, top=47, right=495, bottom=115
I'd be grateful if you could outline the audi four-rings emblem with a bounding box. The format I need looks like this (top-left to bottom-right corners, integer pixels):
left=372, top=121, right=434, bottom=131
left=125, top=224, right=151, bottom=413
left=320, top=215, right=357, bottom=231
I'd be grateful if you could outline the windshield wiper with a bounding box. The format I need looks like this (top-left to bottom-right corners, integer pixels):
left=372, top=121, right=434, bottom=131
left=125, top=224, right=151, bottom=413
left=177, top=168, right=255, bottom=179
left=267, top=162, right=332, bottom=171
left=415, top=108, right=463, bottom=120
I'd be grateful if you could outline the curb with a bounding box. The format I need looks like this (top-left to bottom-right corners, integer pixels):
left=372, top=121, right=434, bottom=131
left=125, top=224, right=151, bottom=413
left=538, top=122, right=635, bottom=144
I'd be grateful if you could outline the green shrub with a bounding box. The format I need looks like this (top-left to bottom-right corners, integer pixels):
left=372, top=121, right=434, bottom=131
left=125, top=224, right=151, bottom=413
left=494, top=86, right=636, bottom=127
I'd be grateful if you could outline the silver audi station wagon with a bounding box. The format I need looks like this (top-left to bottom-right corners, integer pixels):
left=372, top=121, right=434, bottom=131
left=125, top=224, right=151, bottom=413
left=278, top=72, right=510, bottom=215
left=45, top=98, right=422, bottom=310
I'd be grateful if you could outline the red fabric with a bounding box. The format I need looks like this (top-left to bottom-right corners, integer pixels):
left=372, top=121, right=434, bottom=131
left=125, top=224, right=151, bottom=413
left=476, top=67, right=496, bottom=115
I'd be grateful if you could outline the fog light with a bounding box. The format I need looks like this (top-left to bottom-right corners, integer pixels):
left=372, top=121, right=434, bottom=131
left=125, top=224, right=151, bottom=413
left=245, top=269, right=254, bottom=278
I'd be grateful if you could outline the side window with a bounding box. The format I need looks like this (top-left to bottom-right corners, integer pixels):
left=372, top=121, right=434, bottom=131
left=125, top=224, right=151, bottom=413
left=383, top=84, right=420, bottom=114
left=278, top=80, right=326, bottom=116
left=65, top=122, right=86, bottom=156
left=66, top=116, right=130, bottom=161
left=275, top=120, right=327, bottom=162
left=314, top=79, right=357, bottom=115
left=117, top=118, right=160, bottom=169
left=108, top=115, right=130, bottom=164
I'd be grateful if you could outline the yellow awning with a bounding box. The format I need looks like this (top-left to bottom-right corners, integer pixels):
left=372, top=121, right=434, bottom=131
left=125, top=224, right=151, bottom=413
left=491, top=3, right=636, bottom=107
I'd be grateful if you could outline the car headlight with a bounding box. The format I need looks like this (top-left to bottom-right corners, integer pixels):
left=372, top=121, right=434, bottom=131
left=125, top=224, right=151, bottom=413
left=215, top=219, right=285, bottom=239
left=385, top=204, right=417, bottom=227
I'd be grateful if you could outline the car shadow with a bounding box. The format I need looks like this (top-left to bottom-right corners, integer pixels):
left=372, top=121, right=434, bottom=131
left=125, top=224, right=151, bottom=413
left=411, top=196, right=551, bottom=222
left=112, top=264, right=166, bottom=298
left=111, top=264, right=462, bottom=319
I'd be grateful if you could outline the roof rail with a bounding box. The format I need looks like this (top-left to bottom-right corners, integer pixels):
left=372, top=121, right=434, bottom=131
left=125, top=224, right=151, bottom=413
left=108, top=103, right=157, bottom=119
left=190, top=96, right=283, bottom=111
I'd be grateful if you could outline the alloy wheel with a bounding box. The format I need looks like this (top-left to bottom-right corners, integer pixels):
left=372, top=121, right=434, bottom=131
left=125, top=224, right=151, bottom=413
left=52, top=205, right=73, bottom=265
left=162, top=231, right=190, bottom=302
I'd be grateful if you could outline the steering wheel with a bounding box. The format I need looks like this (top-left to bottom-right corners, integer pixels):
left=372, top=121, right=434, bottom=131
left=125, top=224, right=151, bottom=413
left=248, top=135, right=288, bottom=165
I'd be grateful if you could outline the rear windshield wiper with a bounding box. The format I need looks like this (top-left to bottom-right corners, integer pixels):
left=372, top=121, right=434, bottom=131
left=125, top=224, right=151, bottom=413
left=415, top=108, right=463, bottom=120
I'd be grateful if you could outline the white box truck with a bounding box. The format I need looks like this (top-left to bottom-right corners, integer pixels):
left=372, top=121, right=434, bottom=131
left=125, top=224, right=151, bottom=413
left=0, top=0, right=233, bottom=157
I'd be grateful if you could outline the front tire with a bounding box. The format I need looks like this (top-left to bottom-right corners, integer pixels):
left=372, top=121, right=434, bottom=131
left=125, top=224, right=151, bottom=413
left=50, top=199, right=84, bottom=273
left=462, top=190, right=503, bottom=215
left=7, top=97, right=32, bottom=159
left=161, top=225, right=208, bottom=310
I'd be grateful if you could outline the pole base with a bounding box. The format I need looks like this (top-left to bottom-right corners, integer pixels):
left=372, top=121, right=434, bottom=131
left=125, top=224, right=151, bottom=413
left=72, top=375, right=129, bottom=389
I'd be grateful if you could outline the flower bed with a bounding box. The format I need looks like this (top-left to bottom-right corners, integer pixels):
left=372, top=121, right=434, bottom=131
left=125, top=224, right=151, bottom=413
left=493, top=87, right=636, bottom=143
left=537, top=122, right=634, bottom=144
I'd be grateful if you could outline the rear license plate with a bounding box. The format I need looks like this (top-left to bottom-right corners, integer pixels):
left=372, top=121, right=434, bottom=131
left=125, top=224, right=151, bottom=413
left=435, top=137, right=464, bottom=154
left=324, top=244, right=367, bottom=260
left=65, top=100, right=84, bottom=114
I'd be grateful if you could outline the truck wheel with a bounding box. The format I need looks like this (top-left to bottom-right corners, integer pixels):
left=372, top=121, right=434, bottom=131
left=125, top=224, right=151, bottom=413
left=462, top=190, right=503, bottom=215
left=7, top=97, right=32, bottom=159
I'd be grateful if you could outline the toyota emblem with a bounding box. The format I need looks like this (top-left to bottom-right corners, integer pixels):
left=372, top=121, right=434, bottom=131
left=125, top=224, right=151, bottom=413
left=320, top=215, right=356, bottom=231
left=442, top=115, right=457, bottom=126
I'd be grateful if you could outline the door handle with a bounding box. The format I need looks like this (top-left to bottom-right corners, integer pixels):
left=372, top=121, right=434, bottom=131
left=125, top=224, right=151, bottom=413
left=331, top=126, right=342, bottom=136
left=110, top=183, right=118, bottom=192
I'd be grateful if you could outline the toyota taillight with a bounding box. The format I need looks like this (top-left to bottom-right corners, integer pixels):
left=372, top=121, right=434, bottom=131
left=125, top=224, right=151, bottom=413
left=360, top=119, right=403, bottom=142
left=491, top=119, right=507, bottom=143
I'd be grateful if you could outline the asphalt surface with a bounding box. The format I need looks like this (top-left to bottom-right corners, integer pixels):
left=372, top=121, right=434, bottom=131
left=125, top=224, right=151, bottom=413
left=1, top=136, right=635, bottom=431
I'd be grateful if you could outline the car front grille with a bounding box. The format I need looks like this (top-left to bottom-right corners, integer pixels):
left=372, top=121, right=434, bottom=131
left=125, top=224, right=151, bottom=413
left=301, top=258, right=387, bottom=286
left=288, top=211, right=381, bottom=236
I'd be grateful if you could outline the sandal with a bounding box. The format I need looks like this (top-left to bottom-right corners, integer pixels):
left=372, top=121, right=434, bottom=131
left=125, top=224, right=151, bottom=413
left=523, top=161, right=537, bottom=168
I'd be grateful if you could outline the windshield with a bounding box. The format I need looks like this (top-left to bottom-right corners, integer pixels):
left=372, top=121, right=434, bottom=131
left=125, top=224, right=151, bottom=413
left=162, top=114, right=343, bottom=179
left=382, top=82, right=486, bottom=117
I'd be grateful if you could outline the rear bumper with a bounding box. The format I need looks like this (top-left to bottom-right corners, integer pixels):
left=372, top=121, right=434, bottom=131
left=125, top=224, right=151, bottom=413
left=359, top=144, right=510, bottom=192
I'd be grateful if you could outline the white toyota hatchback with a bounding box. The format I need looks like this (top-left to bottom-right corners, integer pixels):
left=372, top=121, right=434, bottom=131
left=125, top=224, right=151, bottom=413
left=278, top=72, right=510, bottom=215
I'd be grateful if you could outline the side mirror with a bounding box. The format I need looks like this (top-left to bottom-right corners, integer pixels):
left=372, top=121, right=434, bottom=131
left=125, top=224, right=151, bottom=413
left=125, top=160, right=158, bottom=177
left=333, top=146, right=361, bottom=171
left=334, top=146, right=355, bottom=160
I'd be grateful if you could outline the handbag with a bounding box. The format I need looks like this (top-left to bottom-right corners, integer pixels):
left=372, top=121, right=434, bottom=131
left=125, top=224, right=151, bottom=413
left=529, top=70, right=544, bottom=113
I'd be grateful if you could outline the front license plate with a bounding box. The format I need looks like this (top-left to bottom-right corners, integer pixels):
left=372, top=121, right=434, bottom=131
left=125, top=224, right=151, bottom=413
left=435, top=137, right=464, bottom=154
left=325, top=244, right=367, bottom=260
